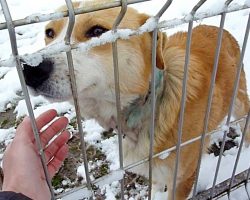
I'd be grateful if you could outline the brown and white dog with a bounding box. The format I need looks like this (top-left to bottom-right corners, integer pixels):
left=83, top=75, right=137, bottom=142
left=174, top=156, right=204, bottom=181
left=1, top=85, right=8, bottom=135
left=22, top=2, right=249, bottom=199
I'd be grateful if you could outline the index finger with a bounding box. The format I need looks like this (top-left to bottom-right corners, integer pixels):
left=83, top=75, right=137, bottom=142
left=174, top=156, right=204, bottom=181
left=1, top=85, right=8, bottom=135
left=35, top=109, right=58, bottom=130
left=16, top=109, right=58, bottom=140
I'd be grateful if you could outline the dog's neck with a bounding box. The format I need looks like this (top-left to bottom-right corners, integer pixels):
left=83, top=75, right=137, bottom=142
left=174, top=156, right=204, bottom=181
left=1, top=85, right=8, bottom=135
left=113, top=68, right=164, bottom=143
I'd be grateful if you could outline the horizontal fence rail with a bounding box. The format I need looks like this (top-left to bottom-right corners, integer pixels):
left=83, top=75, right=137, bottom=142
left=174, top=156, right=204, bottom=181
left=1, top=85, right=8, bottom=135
left=191, top=170, right=250, bottom=200
left=0, top=0, right=152, bottom=30
left=0, top=0, right=250, bottom=199
left=0, top=2, right=250, bottom=68
left=111, top=0, right=128, bottom=199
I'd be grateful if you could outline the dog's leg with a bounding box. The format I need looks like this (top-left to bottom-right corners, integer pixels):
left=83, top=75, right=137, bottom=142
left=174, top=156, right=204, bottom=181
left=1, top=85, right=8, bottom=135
left=233, top=69, right=250, bottom=144
left=175, top=174, right=195, bottom=200
left=163, top=146, right=198, bottom=200
left=165, top=172, right=195, bottom=200
left=234, top=96, right=250, bottom=143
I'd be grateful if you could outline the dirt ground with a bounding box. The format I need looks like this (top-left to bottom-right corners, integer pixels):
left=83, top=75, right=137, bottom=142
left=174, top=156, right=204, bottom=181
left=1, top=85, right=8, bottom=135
left=0, top=106, right=239, bottom=199
left=0, top=108, right=150, bottom=199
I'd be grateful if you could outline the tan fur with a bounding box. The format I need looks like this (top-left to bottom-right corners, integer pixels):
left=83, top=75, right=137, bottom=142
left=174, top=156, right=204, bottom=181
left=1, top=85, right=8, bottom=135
left=42, top=4, right=249, bottom=199
left=153, top=25, right=250, bottom=199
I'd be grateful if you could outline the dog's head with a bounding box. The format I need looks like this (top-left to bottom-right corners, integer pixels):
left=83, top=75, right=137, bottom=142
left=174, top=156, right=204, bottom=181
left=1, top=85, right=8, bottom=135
left=23, top=1, right=166, bottom=120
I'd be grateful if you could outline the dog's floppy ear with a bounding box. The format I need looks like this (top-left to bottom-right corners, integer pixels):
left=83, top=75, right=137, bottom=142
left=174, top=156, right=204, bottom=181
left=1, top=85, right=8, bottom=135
left=156, top=31, right=166, bottom=70
left=139, top=14, right=166, bottom=70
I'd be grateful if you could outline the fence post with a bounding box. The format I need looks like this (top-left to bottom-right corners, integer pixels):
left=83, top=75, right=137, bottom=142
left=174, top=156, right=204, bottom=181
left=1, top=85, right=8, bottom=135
left=148, top=1, right=173, bottom=199
left=0, top=0, right=56, bottom=199
left=63, top=0, right=94, bottom=198
left=111, top=0, right=128, bottom=199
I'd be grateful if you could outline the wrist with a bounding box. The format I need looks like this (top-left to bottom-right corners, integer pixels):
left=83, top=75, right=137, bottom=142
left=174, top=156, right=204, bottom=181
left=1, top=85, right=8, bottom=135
left=2, top=182, right=34, bottom=199
left=2, top=183, right=21, bottom=194
left=0, top=191, right=32, bottom=200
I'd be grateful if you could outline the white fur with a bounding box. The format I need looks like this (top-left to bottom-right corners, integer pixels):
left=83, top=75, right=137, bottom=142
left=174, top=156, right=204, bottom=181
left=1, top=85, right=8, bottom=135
left=30, top=12, right=171, bottom=199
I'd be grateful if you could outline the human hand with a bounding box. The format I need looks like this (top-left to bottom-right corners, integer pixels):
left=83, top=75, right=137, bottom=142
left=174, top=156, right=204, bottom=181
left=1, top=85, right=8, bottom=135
left=2, top=109, right=70, bottom=200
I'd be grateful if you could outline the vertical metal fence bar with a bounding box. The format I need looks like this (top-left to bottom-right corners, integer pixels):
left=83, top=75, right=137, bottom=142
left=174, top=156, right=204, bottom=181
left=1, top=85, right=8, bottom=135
left=148, top=2, right=173, bottom=199
left=246, top=180, right=250, bottom=199
left=228, top=110, right=250, bottom=197
left=210, top=11, right=250, bottom=199
left=225, top=0, right=234, bottom=7
left=155, top=0, right=173, bottom=18
left=246, top=187, right=250, bottom=200
left=64, top=0, right=93, bottom=198
left=192, top=1, right=227, bottom=196
left=0, top=0, right=56, bottom=199
left=148, top=27, right=158, bottom=200
left=172, top=19, right=193, bottom=200
left=191, top=0, right=207, bottom=13
left=171, top=1, right=207, bottom=198
left=111, top=1, right=127, bottom=199
left=246, top=167, right=250, bottom=199
left=247, top=169, right=250, bottom=184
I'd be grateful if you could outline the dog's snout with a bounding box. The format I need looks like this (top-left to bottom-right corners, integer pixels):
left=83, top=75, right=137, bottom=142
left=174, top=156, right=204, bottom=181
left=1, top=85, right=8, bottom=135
left=22, top=59, right=54, bottom=89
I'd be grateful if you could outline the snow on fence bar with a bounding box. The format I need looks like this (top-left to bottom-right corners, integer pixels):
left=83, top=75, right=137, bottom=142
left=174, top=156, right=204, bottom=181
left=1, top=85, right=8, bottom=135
left=0, top=0, right=250, bottom=199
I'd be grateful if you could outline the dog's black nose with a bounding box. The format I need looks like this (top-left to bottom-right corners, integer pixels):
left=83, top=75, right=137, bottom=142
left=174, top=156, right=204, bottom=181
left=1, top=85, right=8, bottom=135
left=22, top=59, right=54, bottom=89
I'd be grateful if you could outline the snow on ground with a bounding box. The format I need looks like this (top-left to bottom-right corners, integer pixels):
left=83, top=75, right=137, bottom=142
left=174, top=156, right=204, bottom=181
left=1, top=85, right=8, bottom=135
left=0, top=0, right=250, bottom=199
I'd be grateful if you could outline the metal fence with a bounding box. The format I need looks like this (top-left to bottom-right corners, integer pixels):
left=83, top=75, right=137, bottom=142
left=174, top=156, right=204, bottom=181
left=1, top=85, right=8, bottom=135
left=0, top=0, right=250, bottom=199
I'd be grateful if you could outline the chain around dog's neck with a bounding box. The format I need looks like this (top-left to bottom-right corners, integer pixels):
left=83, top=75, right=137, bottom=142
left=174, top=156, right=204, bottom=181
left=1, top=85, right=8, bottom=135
left=122, top=68, right=164, bottom=141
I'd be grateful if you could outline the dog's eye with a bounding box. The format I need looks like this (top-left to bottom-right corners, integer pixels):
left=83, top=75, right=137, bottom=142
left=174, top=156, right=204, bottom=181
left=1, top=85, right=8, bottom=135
left=86, top=25, right=108, bottom=38
left=45, top=28, right=55, bottom=39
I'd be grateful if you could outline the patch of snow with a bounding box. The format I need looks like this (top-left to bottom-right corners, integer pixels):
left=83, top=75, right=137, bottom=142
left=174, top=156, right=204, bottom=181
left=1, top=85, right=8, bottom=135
left=154, top=191, right=168, bottom=200
left=158, top=151, right=170, bottom=160
left=33, top=101, right=73, bottom=117
left=14, top=97, right=73, bottom=119
left=197, top=145, right=250, bottom=193
left=101, top=136, right=119, bottom=171
left=0, top=127, right=16, bottom=146
left=0, top=68, right=21, bottom=112
left=101, top=181, right=120, bottom=200
left=61, top=188, right=93, bottom=200
left=96, top=169, right=125, bottom=188
left=138, top=17, right=158, bottom=33
left=21, top=43, right=70, bottom=66
left=25, top=12, right=64, bottom=24
left=62, top=180, right=70, bottom=186
left=196, top=0, right=226, bottom=15
left=55, top=188, right=64, bottom=194
left=0, top=67, right=11, bottom=78
left=14, top=95, right=48, bottom=118
left=76, top=165, right=87, bottom=183
left=221, top=125, right=229, bottom=132
left=217, top=187, right=249, bottom=200
left=83, top=119, right=104, bottom=145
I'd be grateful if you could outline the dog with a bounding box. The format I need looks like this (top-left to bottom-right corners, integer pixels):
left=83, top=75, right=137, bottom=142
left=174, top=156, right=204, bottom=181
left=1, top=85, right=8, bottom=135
left=22, top=2, right=250, bottom=199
